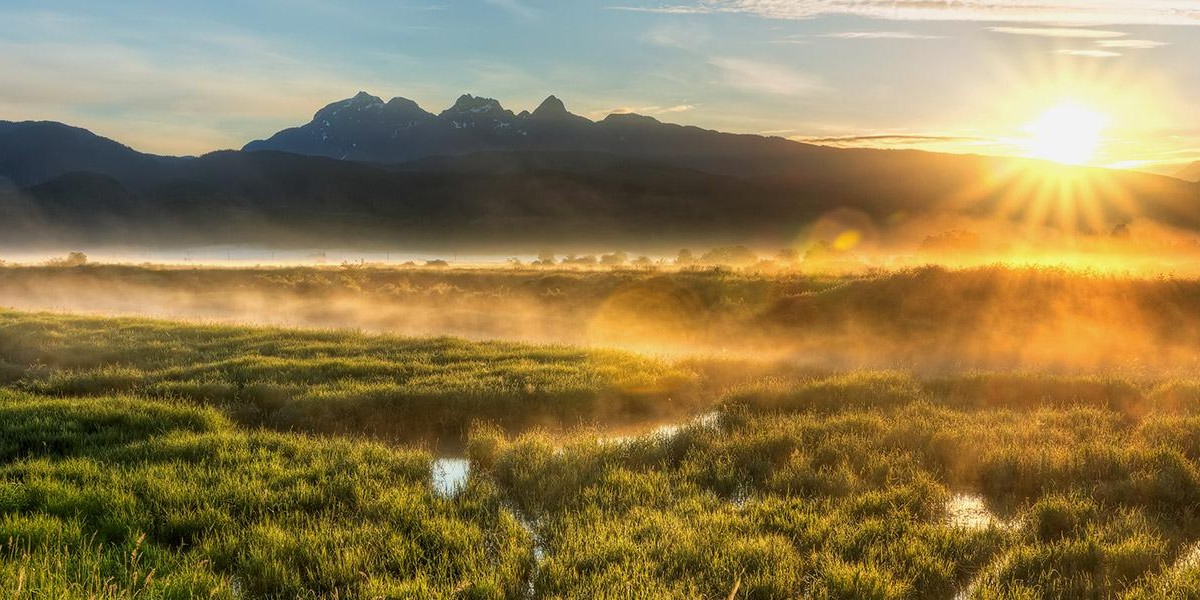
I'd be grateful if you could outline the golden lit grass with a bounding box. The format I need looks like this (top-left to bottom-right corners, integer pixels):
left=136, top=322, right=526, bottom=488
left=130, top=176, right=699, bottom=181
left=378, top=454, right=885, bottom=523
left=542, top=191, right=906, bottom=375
left=0, top=310, right=700, bottom=445
left=473, top=371, right=1200, bottom=598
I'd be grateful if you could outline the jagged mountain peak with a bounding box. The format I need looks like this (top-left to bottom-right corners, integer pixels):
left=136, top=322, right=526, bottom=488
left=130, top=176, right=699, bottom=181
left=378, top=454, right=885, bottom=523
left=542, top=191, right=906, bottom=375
left=313, top=92, right=385, bottom=120
left=244, top=90, right=698, bottom=163
left=533, top=95, right=567, bottom=117
left=443, top=94, right=507, bottom=116
left=530, top=94, right=591, bottom=126
left=1176, top=161, right=1200, bottom=182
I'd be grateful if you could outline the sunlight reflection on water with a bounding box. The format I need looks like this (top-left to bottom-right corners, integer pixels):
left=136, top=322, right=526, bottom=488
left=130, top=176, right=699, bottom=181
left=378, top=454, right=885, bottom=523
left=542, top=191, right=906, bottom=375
left=432, top=457, right=470, bottom=497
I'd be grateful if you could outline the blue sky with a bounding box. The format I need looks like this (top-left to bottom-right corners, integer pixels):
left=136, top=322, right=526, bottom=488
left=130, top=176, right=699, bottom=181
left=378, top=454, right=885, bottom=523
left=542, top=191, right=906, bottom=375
left=1, top=0, right=1197, bottom=170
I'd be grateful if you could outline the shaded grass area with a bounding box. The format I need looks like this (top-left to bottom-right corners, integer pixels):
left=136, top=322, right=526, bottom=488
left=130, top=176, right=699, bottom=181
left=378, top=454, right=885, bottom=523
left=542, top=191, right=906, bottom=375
left=0, top=391, right=530, bottom=599
left=0, top=310, right=700, bottom=446
left=472, top=371, right=1200, bottom=599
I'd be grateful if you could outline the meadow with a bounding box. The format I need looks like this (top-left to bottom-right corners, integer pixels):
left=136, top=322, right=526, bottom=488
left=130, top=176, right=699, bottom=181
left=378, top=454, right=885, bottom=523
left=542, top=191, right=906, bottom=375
left=0, top=310, right=704, bottom=447
left=3, top=265, right=1200, bottom=597
left=5, top=262, right=1200, bottom=369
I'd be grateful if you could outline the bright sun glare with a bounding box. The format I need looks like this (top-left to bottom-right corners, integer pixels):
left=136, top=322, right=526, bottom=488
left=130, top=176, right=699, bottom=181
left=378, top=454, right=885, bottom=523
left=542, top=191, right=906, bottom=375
left=1025, top=102, right=1108, bottom=165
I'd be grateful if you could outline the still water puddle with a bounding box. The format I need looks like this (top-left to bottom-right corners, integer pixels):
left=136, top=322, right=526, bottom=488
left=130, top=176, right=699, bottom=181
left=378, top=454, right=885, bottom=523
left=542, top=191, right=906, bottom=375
left=603, top=411, right=721, bottom=445
left=945, top=493, right=1008, bottom=530
left=432, top=457, right=470, bottom=497
left=1175, top=542, right=1200, bottom=570
left=949, top=493, right=1021, bottom=599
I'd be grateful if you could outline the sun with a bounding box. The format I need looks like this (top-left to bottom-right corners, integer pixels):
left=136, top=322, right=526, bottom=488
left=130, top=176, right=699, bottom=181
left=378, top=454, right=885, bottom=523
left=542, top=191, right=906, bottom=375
left=1025, top=102, right=1108, bottom=165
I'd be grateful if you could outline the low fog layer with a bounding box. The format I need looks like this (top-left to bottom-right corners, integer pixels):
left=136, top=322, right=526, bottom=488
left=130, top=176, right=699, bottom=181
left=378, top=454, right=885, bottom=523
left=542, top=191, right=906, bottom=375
left=3, top=256, right=1200, bottom=375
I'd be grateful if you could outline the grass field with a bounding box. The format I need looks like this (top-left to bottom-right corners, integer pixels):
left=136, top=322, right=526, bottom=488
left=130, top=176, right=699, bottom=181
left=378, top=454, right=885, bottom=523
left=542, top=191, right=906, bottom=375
left=472, top=371, right=1200, bottom=598
left=3, top=265, right=1200, bottom=597
left=0, top=392, right=530, bottom=599
left=0, top=310, right=702, bottom=447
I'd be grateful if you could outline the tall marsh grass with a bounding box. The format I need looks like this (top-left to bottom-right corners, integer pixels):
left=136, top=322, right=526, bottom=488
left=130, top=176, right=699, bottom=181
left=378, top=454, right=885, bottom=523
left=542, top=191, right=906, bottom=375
left=0, top=310, right=700, bottom=445
left=0, top=391, right=531, bottom=598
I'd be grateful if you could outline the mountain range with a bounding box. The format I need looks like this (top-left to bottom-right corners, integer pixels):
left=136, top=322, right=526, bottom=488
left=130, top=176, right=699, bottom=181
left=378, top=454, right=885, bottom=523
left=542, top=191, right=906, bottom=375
left=1177, top=161, right=1200, bottom=183
left=1, top=92, right=1197, bottom=251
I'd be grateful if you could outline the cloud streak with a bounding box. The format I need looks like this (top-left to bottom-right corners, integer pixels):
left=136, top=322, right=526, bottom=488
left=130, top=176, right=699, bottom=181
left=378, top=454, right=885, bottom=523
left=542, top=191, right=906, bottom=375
left=710, top=57, right=823, bottom=96
left=1057, top=49, right=1123, bottom=57
left=0, top=14, right=370, bottom=155
left=794, top=133, right=984, bottom=146
left=642, top=21, right=712, bottom=49
left=616, top=1, right=1200, bottom=25
left=988, top=27, right=1127, bottom=38
left=820, top=31, right=943, bottom=39
left=588, top=104, right=697, bottom=118
left=482, top=0, right=539, bottom=20
left=1097, top=39, right=1169, bottom=49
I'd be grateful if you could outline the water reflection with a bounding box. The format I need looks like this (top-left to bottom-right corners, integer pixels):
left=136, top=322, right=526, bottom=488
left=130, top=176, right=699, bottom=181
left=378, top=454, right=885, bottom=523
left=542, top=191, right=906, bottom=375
left=432, top=457, right=470, bottom=497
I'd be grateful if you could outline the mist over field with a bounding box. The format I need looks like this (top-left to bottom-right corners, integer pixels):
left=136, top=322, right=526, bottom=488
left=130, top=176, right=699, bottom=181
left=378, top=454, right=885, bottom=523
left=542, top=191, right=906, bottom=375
left=4, top=260, right=1200, bottom=375
left=7, top=0, right=1200, bottom=596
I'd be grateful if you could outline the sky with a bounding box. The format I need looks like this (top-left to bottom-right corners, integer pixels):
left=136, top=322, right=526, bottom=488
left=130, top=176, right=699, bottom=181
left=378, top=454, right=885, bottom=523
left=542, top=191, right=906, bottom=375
left=1, top=0, right=1198, bottom=172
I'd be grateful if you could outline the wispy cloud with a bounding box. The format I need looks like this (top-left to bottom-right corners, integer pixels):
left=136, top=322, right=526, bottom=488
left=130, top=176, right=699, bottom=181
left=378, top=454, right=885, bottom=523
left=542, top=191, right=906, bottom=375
left=642, top=21, right=711, bottom=49
left=794, top=133, right=984, bottom=146
left=986, top=25, right=1169, bottom=57
left=0, top=13, right=369, bottom=155
left=588, top=104, right=697, bottom=118
left=820, top=31, right=943, bottom=39
left=482, top=0, right=539, bottom=20
left=1056, top=49, right=1123, bottom=57
left=1097, top=39, right=1169, bottom=49
left=710, top=57, right=823, bottom=96
left=988, top=27, right=1126, bottom=38
left=612, top=1, right=1200, bottom=26
left=607, top=5, right=715, bottom=14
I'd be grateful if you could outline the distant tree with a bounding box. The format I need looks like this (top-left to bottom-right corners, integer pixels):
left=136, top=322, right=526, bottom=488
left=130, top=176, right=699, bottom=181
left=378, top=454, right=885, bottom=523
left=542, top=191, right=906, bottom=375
left=600, top=252, right=628, bottom=267
left=700, top=246, right=757, bottom=267
left=775, top=248, right=800, bottom=264
left=632, top=255, right=654, bottom=268
left=425, top=259, right=450, bottom=268
left=804, top=241, right=835, bottom=261
left=533, top=251, right=556, bottom=267
left=506, top=257, right=523, bottom=267
left=675, top=249, right=695, bottom=266
left=1111, top=223, right=1131, bottom=239
left=919, top=230, right=982, bottom=253
left=561, top=254, right=597, bottom=266
left=47, top=251, right=88, bottom=267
